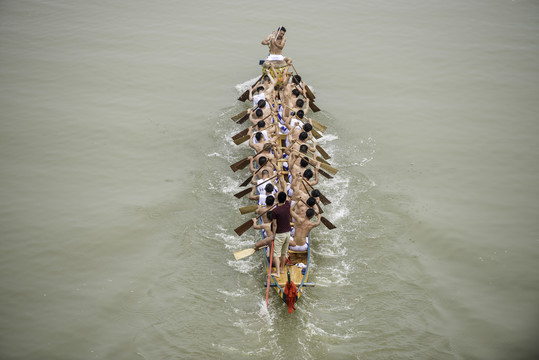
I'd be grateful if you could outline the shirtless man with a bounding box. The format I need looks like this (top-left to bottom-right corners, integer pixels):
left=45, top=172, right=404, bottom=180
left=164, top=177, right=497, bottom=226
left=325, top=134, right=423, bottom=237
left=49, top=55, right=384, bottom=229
left=290, top=97, right=309, bottom=116
left=248, top=100, right=272, bottom=125
left=252, top=211, right=275, bottom=251
left=248, top=120, right=278, bottom=149
left=293, top=196, right=320, bottom=221
left=262, top=67, right=279, bottom=102
left=296, top=131, right=317, bottom=154
left=301, top=168, right=319, bottom=187
left=261, top=27, right=292, bottom=64
left=282, top=77, right=307, bottom=110
left=286, top=115, right=314, bottom=144
left=289, top=205, right=321, bottom=251
left=289, top=156, right=320, bottom=184
left=249, top=86, right=266, bottom=107
left=256, top=194, right=275, bottom=224
left=249, top=182, right=278, bottom=205
left=249, top=172, right=286, bottom=204
left=249, top=154, right=277, bottom=175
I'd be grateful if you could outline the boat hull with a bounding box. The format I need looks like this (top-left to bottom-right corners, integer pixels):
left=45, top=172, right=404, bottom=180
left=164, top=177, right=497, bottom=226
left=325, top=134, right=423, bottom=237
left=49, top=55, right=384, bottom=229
left=262, top=236, right=311, bottom=305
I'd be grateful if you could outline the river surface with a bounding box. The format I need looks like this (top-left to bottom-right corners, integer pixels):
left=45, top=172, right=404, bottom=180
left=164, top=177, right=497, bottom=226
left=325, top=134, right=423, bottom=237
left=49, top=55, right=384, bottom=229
left=1, top=1, right=538, bottom=359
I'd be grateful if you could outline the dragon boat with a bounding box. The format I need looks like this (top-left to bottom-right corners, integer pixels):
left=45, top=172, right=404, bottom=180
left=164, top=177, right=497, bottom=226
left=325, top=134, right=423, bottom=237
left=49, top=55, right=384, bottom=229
left=231, top=56, right=336, bottom=313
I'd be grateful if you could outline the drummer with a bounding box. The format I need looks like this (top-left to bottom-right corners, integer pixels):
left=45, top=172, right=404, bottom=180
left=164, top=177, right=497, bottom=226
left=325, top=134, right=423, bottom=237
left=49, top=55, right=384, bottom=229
left=261, top=26, right=292, bottom=65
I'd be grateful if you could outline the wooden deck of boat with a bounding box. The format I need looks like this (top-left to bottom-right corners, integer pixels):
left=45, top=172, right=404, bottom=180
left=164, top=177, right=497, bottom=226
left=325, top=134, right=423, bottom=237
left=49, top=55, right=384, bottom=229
left=270, top=250, right=308, bottom=287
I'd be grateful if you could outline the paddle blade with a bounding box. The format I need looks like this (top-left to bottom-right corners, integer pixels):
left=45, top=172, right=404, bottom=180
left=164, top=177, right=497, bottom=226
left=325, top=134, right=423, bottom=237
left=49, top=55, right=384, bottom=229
left=239, top=204, right=258, bottom=214
left=230, top=157, right=249, bottom=172
left=234, top=218, right=253, bottom=236
left=309, top=101, right=321, bottom=113
left=234, top=247, right=256, bottom=260
left=233, top=135, right=250, bottom=145
left=238, top=75, right=263, bottom=102
left=234, top=187, right=252, bottom=199
left=232, top=128, right=249, bottom=141
left=316, top=156, right=330, bottom=165
left=238, top=90, right=249, bottom=102
left=319, top=193, right=331, bottom=206
left=231, top=110, right=247, bottom=121
left=236, top=113, right=250, bottom=124
left=311, top=119, right=327, bottom=133
left=311, top=128, right=322, bottom=139
left=321, top=216, right=336, bottom=230
left=240, top=175, right=252, bottom=187
left=305, top=85, right=316, bottom=101
left=316, top=145, right=331, bottom=160
left=319, top=162, right=338, bottom=175
left=319, top=169, right=333, bottom=179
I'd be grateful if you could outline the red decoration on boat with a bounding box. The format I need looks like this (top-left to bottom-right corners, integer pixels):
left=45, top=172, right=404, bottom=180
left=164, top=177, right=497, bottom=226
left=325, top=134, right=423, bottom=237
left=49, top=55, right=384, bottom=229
left=284, top=267, right=297, bottom=313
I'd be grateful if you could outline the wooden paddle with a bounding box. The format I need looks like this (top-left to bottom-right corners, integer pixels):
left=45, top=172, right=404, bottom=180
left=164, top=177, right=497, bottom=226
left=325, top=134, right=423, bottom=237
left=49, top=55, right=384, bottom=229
left=309, top=101, right=321, bottom=113
left=234, top=173, right=278, bottom=199
left=230, top=143, right=272, bottom=172
left=291, top=64, right=316, bottom=101
left=233, top=187, right=252, bottom=199
left=296, top=153, right=333, bottom=179
left=311, top=119, right=327, bottom=133
left=298, top=199, right=335, bottom=230
left=318, top=168, right=334, bottom=179
left=281, top=103, right=327, bottom=133
left=316, top=144, right=331, bottom=160
left=302, top=179, right=331, bottom=205
left=266, top=240, right=274, bottom=307
left=311, top=128, right=322, bottom=139
left=238, top=75, right=263, bottom=102
left=237, top=104, right=272, bottom=125
left=316, top=155, right=330, bottom=165
left=233, top=134, right=250, bottom=145
left=319, top=161, right=338, bottom=175
left=238, top=204, right=259, bottom=215
left=234, top=245, right=268, bottom=260
left=231, top=111, right=274, bottom=140
left=230, top=156, right=251, bottom=172
left=320, top=216, right=336, bottom=230
left=234, top=205, right=275, bottom=236
left=232, top=127, right=249, bottom=141
left=236, top=112, right=251, bottom=125
left=231, top=109, right=248, bottom=122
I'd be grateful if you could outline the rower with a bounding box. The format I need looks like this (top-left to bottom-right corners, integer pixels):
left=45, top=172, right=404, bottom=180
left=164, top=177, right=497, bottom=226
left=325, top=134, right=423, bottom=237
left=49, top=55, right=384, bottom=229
left=289, top=205, right=320, bottom=251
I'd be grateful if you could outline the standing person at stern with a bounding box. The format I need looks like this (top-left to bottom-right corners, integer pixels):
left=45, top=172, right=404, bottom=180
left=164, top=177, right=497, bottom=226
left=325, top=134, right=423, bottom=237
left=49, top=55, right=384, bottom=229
left=270, top=191, right=291, bottom=277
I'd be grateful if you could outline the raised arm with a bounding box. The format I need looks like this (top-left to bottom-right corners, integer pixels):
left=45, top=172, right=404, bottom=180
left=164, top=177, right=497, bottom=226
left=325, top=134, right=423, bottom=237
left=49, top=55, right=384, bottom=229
left=261, top=32, right=273, bottom=45
left=248, top=186, right=259, bottom=201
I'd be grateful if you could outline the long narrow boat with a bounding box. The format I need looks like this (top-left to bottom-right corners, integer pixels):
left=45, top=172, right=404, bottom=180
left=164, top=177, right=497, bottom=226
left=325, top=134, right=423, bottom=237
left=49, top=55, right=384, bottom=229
left=232, top=53, right=335, bottom=313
